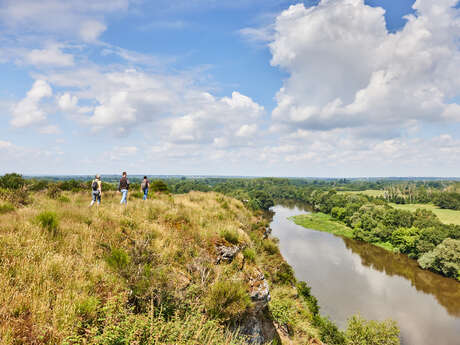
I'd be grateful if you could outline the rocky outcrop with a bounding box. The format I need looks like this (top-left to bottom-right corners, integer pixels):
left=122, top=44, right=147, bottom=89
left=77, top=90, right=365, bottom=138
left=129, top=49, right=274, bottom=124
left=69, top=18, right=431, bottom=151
left=215, top=243, right=240, bottom=264
left=238, top=271, right=280, bottom=344
left=248, top=271, right=271, bottom=311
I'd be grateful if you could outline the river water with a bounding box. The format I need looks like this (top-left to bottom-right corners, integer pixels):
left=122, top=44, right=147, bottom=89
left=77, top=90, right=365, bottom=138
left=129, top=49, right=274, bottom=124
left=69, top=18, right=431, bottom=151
left=269, top=204, right=460, bottom=345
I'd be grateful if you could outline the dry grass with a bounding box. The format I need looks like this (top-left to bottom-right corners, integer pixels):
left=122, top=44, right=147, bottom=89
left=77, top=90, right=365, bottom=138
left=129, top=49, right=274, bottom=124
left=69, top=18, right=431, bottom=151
left=0, top=190, right=320, bottom=344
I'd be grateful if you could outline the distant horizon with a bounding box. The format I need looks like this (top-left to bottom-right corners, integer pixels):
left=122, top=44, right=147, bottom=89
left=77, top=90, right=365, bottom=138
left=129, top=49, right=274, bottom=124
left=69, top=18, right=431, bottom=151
left=17, top=173, right=460, bottom=180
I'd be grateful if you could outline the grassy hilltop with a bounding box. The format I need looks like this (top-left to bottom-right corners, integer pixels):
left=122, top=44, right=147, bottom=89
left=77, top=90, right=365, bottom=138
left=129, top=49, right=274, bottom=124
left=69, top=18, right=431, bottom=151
left=0, top=188, right=400, bottom=345
left=0, top=190, right=322, bottom=344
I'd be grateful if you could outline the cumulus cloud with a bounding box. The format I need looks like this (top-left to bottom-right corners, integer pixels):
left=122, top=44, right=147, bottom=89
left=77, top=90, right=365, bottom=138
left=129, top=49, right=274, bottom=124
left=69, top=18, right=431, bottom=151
left=269, top=0, right=460, bottom=135
left=44, top=68, right=265, bottom=146
left=10, top=80, right=53, bottom=127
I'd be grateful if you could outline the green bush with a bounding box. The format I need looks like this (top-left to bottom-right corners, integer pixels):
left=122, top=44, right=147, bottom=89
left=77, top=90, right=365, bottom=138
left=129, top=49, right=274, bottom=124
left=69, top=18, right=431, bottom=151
left=0, top=173, right=26, bottom=189
left=205, top=279, right=251, bottom=321
left=106, top=248, right=131, bottom=272
left=297, top=281, right=319, bottom=315
left=0, top=202, right=15, bottom=214
left=418, top=238, right=460, bottom=279
left=47, top=184, right=62, bottom=199
left=150, top=180, right=169, bottom=193
left=242, top=248, right=256, bottom=263
left=221, top=229, right=239, bottom=245
left=262, top=239, right=279, bottom=255
left=274, top=262, right=296, bottom=285
left=36, top=211, right=59, bottom=237
left=346, top=315, right=400, bottom=345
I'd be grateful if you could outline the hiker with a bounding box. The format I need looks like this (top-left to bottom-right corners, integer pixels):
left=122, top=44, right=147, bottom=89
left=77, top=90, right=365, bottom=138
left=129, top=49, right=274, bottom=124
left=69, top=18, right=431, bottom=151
left=119, top=171, right=130, bottom=205
left=90, top=174, right=102, bottom=206
left=141, top=176, right=150, bottom=200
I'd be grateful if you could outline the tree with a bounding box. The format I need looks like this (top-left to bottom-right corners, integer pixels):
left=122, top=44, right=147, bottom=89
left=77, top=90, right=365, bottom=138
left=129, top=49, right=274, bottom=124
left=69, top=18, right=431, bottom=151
left=0, top=173, right=26, bottom=189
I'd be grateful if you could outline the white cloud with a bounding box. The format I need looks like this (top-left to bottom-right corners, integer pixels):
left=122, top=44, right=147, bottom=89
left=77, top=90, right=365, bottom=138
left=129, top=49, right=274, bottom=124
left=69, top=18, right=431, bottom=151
left=10, top=80, right=53, bottom=127
left=0, top=0, right=129, bottom=40
left=269, top=0, right=460, bottom=135
left=79, top=20, right=107, bottom=42
left=43, top=68, right=265, bottom=148
left=25, top=44, right=74, bottom=67
left=39, top=125, right=61, bottom=135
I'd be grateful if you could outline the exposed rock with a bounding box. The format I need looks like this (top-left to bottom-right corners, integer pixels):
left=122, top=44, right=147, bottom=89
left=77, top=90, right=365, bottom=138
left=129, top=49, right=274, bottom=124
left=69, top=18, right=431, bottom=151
left=215, top=243, right=240, bottom=264
left=239, top=311, right=280, bottom=345
left=237, top=271, right=279, bottom=344
left=248, top=271, right=270, bottom=312
left=263, top=227, right=272, bottom=239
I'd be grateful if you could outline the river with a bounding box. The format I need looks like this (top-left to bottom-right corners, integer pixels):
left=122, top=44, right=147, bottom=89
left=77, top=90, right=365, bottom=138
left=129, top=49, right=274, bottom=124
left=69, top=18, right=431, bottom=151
left=269, top=203, right=460, bottom=345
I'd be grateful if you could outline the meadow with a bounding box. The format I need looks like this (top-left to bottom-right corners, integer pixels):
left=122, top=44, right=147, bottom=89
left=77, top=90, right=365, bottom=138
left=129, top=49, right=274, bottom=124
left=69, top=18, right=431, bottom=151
left=390, top=203, right=460, bottom=226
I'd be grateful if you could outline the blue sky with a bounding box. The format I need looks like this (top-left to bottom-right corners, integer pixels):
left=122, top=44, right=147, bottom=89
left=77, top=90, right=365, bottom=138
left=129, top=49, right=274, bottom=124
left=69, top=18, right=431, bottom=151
left=1, top=0, right=460, bottom=177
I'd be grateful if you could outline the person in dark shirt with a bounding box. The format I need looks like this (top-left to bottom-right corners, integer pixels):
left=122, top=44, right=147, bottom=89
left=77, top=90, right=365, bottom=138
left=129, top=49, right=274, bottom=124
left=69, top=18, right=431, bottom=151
left=118, top=171, right=129, bottom=205
left=141, top=176, right=150, bottom=200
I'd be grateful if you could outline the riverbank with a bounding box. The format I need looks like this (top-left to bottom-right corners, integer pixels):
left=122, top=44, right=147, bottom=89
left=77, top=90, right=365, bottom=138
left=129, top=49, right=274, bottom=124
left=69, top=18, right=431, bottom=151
left=291, top=213, right=396, bottom=252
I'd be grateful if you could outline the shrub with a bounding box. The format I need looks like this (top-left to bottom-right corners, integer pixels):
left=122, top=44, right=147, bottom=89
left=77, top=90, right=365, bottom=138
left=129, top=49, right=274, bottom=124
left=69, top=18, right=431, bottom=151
left=76, top=296, right=100, bottom=323
left=221, top=229, right=239, bottom=245
left=150, top=180, right=169, bottom=193
left=0, top=187, right=29, bottom=206
left=297, top=281, right=319, bottom=315
left=346, top=315, right=400, bottom=345
left=47, top=184, right=62, bottom=199
left=106, top=248, right=131, bottom=272
left=0, top=173, right=26, bottom=189
left=205, top=279, right=251, bottom=321
left=242, top=248, right=256, bottom=263
left=0, top=202, right=15, bottom=214
left=262, top=239, right=279, bottom=255
left=274, top=262, right=296, bottom=285
left=36, top=211, right=59, bottom=237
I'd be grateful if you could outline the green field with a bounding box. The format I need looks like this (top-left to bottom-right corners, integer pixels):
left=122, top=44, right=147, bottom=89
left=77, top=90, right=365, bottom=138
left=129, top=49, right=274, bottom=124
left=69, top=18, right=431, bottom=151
left=337, top=190, right=385, bottom=197
left=390, top=203, right=460, bottom=226
left=291, top=213, right=396, bottom=252
left=291, top=213, right=354, bottom=238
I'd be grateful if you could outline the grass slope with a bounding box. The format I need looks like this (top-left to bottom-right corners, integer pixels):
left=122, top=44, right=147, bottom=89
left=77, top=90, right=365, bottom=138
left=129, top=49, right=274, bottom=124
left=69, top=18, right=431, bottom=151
left=390, top=203, right=460, bottom=226
left=0, top=191, right=324, bottom=344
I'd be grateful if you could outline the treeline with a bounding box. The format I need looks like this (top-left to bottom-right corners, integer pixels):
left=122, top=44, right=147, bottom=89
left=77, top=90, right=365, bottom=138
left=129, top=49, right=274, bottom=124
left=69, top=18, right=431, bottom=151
left=310, top=190, right=460, bottom=281
left=383, top=183, right=460, bottom=210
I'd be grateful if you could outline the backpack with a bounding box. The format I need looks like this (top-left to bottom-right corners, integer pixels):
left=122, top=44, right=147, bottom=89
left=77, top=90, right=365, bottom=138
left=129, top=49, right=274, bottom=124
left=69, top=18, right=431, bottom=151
left=92, top=180, right=98, bottom=191
left=141, top=180, right=147, bottom=190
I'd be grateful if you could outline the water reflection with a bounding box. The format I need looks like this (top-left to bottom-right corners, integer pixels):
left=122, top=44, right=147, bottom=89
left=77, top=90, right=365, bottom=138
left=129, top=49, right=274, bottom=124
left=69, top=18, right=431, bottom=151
left=342, top=237, right=460, bottom=317
left=270, top=204, right=460, bottom=345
